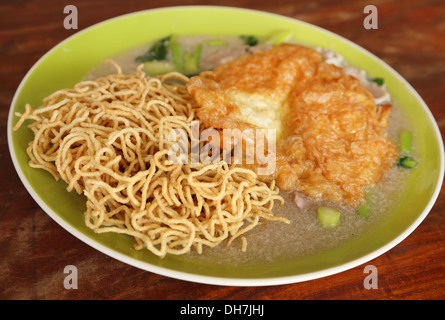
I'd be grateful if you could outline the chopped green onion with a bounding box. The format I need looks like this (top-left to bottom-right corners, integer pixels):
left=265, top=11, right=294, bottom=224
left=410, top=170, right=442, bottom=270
left=205, top=39, right=228, bottom=46
left=194, top=44, right=203, bottom=62
left=317, top=206, right=341, bottom=228
left=183, top=52, right=195, bottom=73
left=171, top=42, right=183, bottom=71
left=143, top=61, right=176, bottom=75
left=357, top=191, right=373, bottom=220
left=266, top=30, right=294, bottom=46
left=241, top=35, right=258, bottom=46
left=370, top=77, right=385, bottom=86
left=182, top=44, right=203, bottom=76
left=397, top=156, right=418, bottom=169
left=358, top=205, right=371, bottom=220
left=399, top=129, right=413, bottom=154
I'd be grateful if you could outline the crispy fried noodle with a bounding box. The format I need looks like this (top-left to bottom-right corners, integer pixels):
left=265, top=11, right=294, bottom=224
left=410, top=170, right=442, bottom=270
left=14, top=60, right=288, bottom=257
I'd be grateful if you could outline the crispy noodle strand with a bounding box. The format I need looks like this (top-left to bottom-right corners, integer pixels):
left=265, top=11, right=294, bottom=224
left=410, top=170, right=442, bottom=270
left=14, top=60, right=288, bottom=257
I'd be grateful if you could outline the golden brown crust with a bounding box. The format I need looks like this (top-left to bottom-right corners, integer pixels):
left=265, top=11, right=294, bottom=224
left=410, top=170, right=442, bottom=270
left=187, top=43, right=399, bottom=206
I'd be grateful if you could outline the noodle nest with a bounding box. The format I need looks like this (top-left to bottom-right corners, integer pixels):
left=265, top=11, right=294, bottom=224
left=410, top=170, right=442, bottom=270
left=14, top=61, right=288, bottom=257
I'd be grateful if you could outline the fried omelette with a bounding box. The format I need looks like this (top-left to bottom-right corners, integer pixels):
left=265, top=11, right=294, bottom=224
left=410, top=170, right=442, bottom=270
left=186, top=43, right=399, bottom=206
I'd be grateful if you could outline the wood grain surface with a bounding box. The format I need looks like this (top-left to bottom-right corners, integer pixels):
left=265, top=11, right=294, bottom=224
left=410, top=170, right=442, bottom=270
left=1, top=0, right=444, bottom=300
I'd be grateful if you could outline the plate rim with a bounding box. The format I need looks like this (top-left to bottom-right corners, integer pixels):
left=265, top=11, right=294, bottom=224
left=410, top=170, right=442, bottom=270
left=7, top=5, right=445, bottom=286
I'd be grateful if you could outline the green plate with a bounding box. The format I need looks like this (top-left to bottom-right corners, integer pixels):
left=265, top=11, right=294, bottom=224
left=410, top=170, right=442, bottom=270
left=7, top=6, right=444, bottom=286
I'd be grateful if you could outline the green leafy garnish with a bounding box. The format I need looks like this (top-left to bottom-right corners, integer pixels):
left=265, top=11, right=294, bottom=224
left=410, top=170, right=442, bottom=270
left=136, top=36, right=171, bottom=62
left=370, top=77, right=385, bottom=86
left=241, top=35, right=258, bottom=46
left=397, top=156, right=418, bottom=169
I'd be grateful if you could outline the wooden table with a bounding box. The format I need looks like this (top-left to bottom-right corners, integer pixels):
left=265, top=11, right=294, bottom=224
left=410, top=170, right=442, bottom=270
left=1, top=0, right=444, bottom=300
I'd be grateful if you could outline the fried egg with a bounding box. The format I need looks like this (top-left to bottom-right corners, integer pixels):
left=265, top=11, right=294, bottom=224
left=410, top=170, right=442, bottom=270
left=187, top=43, right=399, bottom=206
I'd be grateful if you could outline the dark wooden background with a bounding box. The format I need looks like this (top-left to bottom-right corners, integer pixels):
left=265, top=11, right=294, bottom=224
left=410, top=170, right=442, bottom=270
left=1, top=0, right=444, bottom=300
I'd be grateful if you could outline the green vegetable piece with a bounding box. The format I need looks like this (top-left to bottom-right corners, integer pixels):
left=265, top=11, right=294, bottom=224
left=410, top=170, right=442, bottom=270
left=183, top=54, right=199, bottom=76
left=143, top=61, right=176, bottom=75
left=399, top=129, right=413, bottom=154
left=317, top=206, right=341, bottom=228
left=357, top=192, right=372, bottom=220
left=358, top=205, right=371, bottom=220
left=136, top=36, right=171, bottom=62
left=171, top=42, right=183, bottom=71
left=370, top=77, right=385, bottom=86
left=182, top=44, right=203, bottom=76
left=168, top=34, right=179, bottom=48
left=266, top=29, right=294, bottom=46
left=397, top=156, right=418, bottom=169
left=241, top=35, right=258, bottom=46
left=194, top=44, right=203, bottom=62
left=205, top=39, right=228, bottom=46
